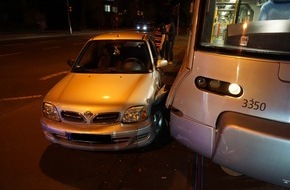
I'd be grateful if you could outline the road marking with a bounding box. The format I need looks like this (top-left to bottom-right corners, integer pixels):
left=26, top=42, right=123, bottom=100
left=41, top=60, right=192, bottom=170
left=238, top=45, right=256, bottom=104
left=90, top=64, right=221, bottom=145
left=0, top=95, right=42, bottom=102
left=3, top=43, right=25, bottom=47
left=39, top=71, right=68, bottom=81
left=73, top=42, right=86, bottom=45
left=42, top=46, right=60, bottom=50
left=0, top=52, right=22, bottom=57
left=40, top=40, right=57, bottom=43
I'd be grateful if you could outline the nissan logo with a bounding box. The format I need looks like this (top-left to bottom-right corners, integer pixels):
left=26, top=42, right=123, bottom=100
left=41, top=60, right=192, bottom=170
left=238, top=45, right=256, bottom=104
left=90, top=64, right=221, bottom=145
left=84, top=111, right=93, bottom=118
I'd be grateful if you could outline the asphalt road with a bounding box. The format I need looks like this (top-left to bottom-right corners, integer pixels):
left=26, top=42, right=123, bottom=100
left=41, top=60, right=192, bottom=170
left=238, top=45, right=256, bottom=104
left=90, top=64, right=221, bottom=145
left=0, top=32, right=196, bottom=190
left=0, top=31, right=287, bottom=190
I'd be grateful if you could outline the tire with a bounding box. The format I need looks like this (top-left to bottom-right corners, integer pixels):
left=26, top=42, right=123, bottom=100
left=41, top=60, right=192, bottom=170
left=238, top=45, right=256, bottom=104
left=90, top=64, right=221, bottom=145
left=221, top=166, right=242, bottom=176
left=151, top=104, right=168, bottom=135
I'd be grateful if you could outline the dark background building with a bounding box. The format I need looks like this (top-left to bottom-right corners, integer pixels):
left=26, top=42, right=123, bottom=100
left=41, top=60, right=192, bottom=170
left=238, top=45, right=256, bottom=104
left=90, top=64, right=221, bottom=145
left=0, top=0, right=192, bottom=34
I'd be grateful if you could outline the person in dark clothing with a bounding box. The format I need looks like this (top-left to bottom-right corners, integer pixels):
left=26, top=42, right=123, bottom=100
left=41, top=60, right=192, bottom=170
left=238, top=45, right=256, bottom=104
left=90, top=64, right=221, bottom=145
left=167, top=20, right=176, bottom=64
left=163, top=20, right=176, bottom=64
left=154, top=23, right=166, bottom=58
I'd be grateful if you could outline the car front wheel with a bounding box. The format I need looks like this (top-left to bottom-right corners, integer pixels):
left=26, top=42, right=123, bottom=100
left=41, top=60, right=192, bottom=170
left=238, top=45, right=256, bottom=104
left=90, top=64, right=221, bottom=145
left=151, top=105, right=168, bottom=134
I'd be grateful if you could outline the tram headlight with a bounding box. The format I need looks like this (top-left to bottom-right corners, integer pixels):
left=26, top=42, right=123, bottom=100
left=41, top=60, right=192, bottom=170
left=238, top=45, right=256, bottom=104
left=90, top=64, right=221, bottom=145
left=228, top=83, right=242, bottom=95
left=195, top=76, right=243, bottom=97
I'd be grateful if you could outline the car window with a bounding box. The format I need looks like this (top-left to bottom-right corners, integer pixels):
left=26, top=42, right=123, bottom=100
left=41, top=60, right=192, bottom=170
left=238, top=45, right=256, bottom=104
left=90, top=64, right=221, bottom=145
left=72, top=40, right=152, bottom=73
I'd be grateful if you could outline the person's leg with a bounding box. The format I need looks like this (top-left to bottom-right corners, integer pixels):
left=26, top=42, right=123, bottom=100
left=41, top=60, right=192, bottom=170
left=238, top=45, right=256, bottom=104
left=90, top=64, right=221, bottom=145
left=165, top=41, right=169, bottom=60
left=160, top=48, right=163, bottom=59
left=169, top=41, right=174, bottom=64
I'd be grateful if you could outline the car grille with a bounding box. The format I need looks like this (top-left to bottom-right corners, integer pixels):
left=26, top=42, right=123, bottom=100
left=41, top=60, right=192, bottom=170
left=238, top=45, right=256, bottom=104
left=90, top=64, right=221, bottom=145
left=61, top=111, right=86, bottom=123
left=61, top=111, right=120, bottom=124
left=93, top=112, right=120, bottom=123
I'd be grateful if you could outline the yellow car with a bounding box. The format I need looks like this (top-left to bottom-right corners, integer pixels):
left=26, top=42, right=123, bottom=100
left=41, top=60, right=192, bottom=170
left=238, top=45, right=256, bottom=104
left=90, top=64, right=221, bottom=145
left=40, top=31, right=168, bottom=151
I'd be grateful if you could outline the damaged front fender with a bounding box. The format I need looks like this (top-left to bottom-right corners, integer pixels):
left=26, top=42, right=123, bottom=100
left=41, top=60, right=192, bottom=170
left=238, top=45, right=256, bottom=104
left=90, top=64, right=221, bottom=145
left=153, top=84, right=168, bottom=105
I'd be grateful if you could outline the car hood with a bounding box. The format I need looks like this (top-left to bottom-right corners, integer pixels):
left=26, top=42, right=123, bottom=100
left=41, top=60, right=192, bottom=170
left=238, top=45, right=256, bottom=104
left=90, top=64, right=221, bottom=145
left=44, top=73, right=155, bottom=111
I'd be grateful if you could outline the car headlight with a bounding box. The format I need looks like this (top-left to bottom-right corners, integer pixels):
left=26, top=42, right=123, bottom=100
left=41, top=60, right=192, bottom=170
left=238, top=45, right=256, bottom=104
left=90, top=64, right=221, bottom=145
left=42, top=102, right=61, bottom=122
left=122, top=106, right=148, bottom=123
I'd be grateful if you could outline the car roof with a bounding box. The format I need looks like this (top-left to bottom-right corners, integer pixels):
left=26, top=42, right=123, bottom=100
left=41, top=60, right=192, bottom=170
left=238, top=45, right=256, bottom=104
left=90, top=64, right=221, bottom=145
left=90, top=31, right=150, bottom=41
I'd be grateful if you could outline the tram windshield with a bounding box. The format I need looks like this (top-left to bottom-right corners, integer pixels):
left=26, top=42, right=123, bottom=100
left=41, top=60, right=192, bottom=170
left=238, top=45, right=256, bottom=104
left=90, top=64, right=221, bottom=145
left=199, top=0, right=290, bottom=57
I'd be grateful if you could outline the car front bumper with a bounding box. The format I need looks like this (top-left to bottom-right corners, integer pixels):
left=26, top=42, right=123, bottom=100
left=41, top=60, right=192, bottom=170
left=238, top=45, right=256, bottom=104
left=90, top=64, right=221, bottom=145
left=40, top=117, right=156, bottom=151
left=170, top=110, right=290, bottom=188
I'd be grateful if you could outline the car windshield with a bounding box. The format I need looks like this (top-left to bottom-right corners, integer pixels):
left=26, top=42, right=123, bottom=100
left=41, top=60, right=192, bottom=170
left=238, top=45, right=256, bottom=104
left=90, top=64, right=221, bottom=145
left=199, top=0, right=290, bottom=58
left=72, top=40, right=152, bottom=73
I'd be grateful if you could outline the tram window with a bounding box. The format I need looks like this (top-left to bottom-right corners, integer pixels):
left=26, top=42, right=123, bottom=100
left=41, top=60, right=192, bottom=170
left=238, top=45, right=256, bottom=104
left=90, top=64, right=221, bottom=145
left=200, top=0, right=290, bottom=55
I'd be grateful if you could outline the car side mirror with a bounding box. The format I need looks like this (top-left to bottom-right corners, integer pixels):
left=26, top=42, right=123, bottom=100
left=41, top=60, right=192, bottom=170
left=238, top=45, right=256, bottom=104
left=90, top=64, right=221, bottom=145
left=67, top=59, right=75, bottom=67
left=156, top=59, right=168, bottom=68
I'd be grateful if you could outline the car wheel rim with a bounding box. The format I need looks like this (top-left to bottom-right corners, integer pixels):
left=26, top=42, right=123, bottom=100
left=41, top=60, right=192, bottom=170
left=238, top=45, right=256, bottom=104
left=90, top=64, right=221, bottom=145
left=221, top=166, right=242, bottom=176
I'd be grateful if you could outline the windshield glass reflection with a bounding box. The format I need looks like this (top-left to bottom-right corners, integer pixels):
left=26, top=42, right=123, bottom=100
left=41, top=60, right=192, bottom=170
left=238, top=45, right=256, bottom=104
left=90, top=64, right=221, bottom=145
left=73, top=40, right=152, bottom=73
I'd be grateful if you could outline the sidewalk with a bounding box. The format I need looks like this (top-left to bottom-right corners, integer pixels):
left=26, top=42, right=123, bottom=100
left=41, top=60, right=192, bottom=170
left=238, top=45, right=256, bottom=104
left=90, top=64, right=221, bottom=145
left=0, top=28, right=155, bottom=41
left=0, top=30, right=103, bottom=42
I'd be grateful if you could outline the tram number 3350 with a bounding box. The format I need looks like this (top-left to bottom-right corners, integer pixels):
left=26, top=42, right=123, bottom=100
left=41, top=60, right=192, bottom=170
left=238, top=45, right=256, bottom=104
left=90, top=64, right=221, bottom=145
left=242, top=98, right=266, bottom=111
